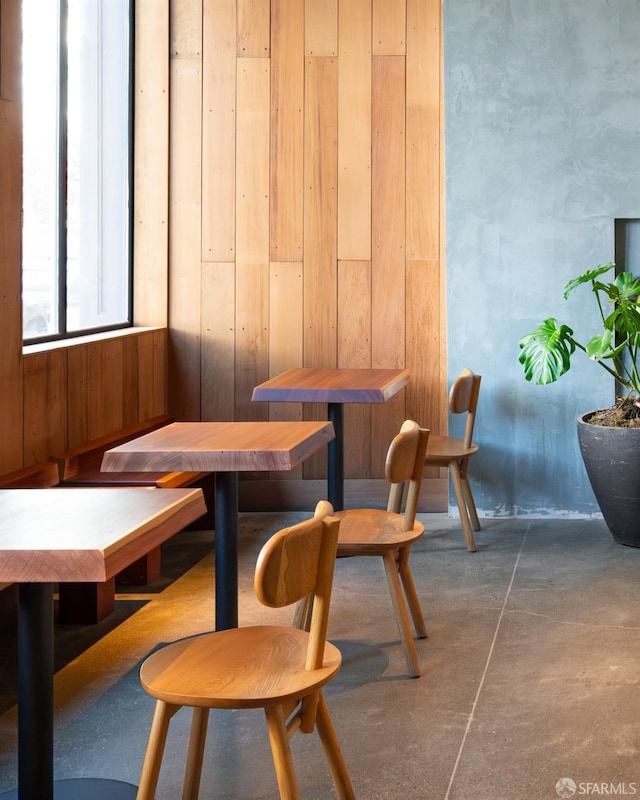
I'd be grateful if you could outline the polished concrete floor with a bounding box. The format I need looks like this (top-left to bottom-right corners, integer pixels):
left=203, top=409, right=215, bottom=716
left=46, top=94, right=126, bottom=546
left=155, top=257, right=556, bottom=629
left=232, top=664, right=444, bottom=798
left=1, top=513, right=640, bottom=799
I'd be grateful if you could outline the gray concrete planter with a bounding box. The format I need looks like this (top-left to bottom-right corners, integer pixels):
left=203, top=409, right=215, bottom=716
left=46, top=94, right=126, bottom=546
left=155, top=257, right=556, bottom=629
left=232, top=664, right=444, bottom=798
left=577, top=411, right=640, bottom=547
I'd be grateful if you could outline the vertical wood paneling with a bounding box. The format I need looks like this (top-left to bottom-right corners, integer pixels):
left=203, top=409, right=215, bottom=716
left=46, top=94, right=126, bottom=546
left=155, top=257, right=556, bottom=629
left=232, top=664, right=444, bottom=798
left=236, top=57, right=270, bottom=420
left=202, top=0, right=236, bottom=261
left=236, top=262, right=269, bottom=421
left=303, top=55, right=338, bottom=478
left=122, top=336, right=140, bottom=426
left=269, top=262, right=303, bottom=378
left=0, top=0, right=22, bottom=475
left=67, top=347, right=89, bottom=447
left=0, top=7, right=168, bottom=476
left=134, top=0, right=169, bottom=327
left=270, top=0, right=304, bottom=261
left=268, top=261, right=303, bottom=477
left=201, top=263, right=236, bottom=421
left=303, top=56, right=338, bottom=368
left=304, top=0, right=337, bottom=56
left=0, top=96, right=23, bottom=474
left=169, top=58, right=203, bottom=421
left=337, top=0, right=372, bottom=261
left=237, top=0, right=270, bottom=57
left=406, top=259, right=442, bottom=475
left=0, top=0, right=447, bottom=505
left=268, top=261, right=303, bottom=421
left=338, top=260, right=372, bottom=479
left=0, top=0, right=20, bottom=101
left=152, top=329, right=169, bottom=415
left=373, top=0, right=406, bottom=56
left=406, top=0, right=440, bottom=260
left=87, top=341, right=124, bottom=439
left=171, top=0, right=202, bottom=58
left=133, top=330, right=167, bottom=423
left=372, top=55, right=406, bottom=369
left=135, top=332, right=154, bottom=422
left=236, top=58, right=270, bottom=265
left=371, top=54, right=407, bottom=470
left=23, top=351, right=66, bottom=464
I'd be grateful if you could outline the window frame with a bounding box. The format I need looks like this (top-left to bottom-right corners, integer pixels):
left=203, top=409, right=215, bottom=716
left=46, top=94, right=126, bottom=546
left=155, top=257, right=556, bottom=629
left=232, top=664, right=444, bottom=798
left=22, top=0, right=135, bottom=345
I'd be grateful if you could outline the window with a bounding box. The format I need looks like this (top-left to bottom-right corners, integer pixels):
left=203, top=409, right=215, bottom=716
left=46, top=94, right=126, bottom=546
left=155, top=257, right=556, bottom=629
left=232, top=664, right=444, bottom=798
left=22, top=0, right=133, bottom=342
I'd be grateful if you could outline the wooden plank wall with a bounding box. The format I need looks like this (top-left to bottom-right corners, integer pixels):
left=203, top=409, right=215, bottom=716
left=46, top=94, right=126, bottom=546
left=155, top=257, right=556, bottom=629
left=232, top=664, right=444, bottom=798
left=169, top=0, right=447, bottom=501
left=0, top=0, right=446, bottom=509
left=0, top=1, right=170, bottom=475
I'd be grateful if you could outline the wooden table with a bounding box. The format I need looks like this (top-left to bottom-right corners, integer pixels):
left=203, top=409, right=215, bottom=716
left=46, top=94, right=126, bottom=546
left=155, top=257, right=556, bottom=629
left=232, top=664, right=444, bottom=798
left=252, top=368, right=410, bottom=510
left=0, top=487, right=207, bottom=800
left=101, top=420, right=335, bottom=630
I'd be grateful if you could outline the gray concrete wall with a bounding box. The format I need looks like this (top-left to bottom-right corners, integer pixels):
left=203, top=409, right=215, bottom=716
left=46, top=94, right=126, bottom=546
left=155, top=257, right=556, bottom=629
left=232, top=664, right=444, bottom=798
left=444, top=0, right=640, bottom=516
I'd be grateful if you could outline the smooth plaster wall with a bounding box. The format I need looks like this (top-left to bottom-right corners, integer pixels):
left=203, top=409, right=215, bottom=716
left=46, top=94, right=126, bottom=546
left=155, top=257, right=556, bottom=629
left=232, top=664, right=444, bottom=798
left=444, top=0, right=640, bottom=517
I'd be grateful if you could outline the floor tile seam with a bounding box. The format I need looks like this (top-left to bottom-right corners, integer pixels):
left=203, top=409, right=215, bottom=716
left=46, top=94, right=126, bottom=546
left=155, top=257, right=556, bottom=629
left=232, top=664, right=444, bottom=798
left=502, top=607, right=640, bottom=632
left=442, top=520, right=531, bottom=800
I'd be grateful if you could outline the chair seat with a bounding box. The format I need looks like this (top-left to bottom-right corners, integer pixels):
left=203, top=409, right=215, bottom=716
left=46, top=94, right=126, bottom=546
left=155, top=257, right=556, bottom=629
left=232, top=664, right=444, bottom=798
left=140, top=626, right=342, bottom=709
left=334, top=508, right=425, bottom=555
left=425, top=433, right=479, bottom=461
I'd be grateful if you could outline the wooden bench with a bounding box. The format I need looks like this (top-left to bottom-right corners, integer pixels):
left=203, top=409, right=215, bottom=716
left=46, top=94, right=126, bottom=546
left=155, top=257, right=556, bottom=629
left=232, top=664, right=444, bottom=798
left=48, top=415, right=214, bottom=622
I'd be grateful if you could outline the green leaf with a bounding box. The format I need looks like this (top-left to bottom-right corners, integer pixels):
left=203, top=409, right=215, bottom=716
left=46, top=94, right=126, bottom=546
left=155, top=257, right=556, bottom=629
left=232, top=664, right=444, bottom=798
left=563, top=263, right=615, bottom=300
left=518, top=318, right=576, bottom=385
left=585, top=330, right=621, bottom=360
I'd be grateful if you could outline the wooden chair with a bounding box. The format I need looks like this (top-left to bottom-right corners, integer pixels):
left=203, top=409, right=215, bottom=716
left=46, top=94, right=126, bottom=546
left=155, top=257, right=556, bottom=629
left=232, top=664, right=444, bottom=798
left=135, top=501, right=354, bottom=800
left=330, top=420, right=430, bottom=679
left=424, top=368, right=481, bottom=552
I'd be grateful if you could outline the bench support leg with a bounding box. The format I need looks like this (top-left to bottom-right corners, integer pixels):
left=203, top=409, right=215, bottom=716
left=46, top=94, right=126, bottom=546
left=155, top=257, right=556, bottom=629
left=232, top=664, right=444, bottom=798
left=115, top=547, right=162, bottom=586
left=58, top=579, right=116, bottom=625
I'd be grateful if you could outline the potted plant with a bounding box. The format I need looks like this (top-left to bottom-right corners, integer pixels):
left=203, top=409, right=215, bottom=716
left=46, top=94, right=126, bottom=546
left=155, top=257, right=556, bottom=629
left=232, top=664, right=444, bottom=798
left=518, top=262, right=640, bottom=546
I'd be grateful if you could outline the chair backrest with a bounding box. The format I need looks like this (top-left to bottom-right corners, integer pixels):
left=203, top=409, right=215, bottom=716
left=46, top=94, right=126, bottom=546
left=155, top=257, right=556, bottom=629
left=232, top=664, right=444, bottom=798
left=255, top=501, right=340, bottom=671
left=449, top=368, right=481, bottom=449
left=384, top=420, right=430, bottom=532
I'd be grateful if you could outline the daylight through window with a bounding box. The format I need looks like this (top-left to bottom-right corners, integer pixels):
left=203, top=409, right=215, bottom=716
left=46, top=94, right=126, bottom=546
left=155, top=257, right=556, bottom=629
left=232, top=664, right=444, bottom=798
left=22, top=0, right=133, bottom=342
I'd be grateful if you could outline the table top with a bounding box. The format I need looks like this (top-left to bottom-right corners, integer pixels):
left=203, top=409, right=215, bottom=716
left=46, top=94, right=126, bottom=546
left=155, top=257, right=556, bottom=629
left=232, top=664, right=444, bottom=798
left=251, top=367, right=410, bottom=404
left=0, top=487, right=207, bottom=583
left=101, top=420, right=335, bottom=473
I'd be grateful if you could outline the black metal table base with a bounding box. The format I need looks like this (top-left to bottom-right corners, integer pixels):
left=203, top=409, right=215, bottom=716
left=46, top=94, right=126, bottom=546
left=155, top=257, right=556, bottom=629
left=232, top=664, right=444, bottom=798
left=327, top=403, right=344, bottom=511
left=10, top=585, right=139, bottom=800
left=214, top=470, right=239, bottom=631
left=0, top=778, right=138, bottom=799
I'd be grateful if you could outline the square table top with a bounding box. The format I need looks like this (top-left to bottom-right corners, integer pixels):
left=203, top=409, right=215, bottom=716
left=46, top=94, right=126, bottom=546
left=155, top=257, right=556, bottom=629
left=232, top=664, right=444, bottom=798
left=101, top=420, right=335, bottom=473
left=251, top=367, right=410, bottom=404
left=0, top=487, right=207, bottom=583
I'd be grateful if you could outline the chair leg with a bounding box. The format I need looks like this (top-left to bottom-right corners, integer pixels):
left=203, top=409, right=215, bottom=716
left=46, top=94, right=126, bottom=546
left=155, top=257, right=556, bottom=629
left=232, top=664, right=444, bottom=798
left=449, top=460, right=477, bottom=552
left=381, top=550, right=422, bottom=677
left=315, top=692, right=355, bottom=800
left=397, top=547, right=428, bottom=639
left=265, top=703, right=300, bottom=800
left=461, top=473, right=480, bottom=530
left=182, top=706, right=210, bottom=800
left=137, top=700, right=181, bottom=800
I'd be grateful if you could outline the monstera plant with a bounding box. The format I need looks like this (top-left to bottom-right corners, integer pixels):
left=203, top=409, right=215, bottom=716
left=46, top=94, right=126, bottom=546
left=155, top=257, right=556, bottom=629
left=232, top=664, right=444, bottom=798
left=518, top=263, right=640, bottom=546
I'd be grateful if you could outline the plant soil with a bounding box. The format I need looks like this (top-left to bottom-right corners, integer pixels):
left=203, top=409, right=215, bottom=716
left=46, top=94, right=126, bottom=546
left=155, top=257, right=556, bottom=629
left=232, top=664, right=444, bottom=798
left=586, top=396, right=640, bottom=428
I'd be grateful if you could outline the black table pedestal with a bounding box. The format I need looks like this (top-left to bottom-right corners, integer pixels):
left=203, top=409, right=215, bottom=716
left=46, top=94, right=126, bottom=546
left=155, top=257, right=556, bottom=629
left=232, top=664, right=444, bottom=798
left=327, top=403, right=344, bottom=511
left=214, top=471, right=239, bottom=630
left=0, top=585, right=139, bottom=800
